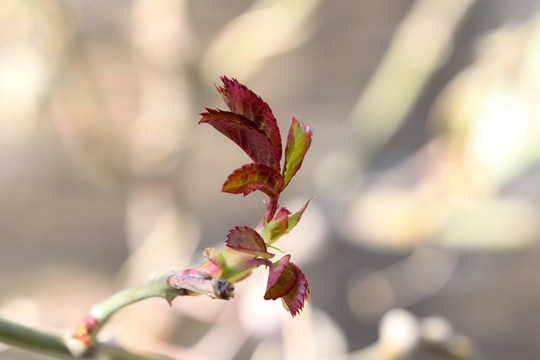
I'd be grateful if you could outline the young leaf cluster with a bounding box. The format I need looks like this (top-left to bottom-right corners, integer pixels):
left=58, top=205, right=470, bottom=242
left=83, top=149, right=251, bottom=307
left=198, top=77, right=313, bottom=316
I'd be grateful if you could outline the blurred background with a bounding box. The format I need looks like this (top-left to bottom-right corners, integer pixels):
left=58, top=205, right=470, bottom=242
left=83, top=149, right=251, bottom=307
left=1, top=0, right=540, bottom=359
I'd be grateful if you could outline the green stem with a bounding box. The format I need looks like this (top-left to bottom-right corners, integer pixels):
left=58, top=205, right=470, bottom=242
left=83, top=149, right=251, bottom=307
left=0, top=317, right=67, bottom=355
left=0, top=271, right=234, bottom=358
left=0, top=317, right=169, bottom=359
left=74, top=271, right=234, bottom=356
left=89, top=271, right=233, bottom=329
left=90, top=272, right=181, bottom=324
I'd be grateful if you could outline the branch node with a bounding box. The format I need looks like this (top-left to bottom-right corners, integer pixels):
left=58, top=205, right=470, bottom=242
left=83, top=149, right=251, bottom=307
left=213, top=278, right=235, bottom=300
left=167, top=272, right=234, bottom=300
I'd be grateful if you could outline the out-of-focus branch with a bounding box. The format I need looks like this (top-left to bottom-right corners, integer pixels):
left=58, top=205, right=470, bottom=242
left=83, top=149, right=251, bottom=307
left=348, top=0, right=476, bottom=157
left=316, top=0, right=476, bottom=204
left=199, top=0, right=322, bottom=83
left=347, top=309, right=483, bottom=360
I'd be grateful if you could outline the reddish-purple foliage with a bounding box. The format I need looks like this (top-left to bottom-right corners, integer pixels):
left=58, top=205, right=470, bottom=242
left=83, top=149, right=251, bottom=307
left=199, top=77, right=312, bottom=317
left=226, top=226, right=274, bottom=260
left=222, top=163, right=283, bottom=199
left=217, top=76, right=283, bottom=166
left=199, top=109, right=280, bottom=170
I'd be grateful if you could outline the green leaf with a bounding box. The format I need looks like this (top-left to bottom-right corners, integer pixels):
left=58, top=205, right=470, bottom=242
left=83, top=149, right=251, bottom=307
left=267, top=207, right=291, bottom=245
left=226, top=226, right=274, bottom=259
left=287, top=198, right=312, bottom=233
left=222, top=163, right=284, bottom=198
left=259, top=217, right=272, bottom=244
left=220, top=248, right=269, bottom=283
left=283, top=117, right=313, bottom=188
left=265, top=200, right=312, bottom=246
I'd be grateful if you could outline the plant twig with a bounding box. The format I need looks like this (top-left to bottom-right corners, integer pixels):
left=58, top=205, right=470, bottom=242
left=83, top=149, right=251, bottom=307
left=0, top=317, right=67, bottom=355
left=0, top=317, right=171, bottom=359
left=67, top=270, right=234, bottom=357
left=0, top=270, right=234, bottom=359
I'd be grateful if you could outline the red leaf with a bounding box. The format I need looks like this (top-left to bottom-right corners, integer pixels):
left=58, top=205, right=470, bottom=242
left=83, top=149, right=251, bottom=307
left=281, top=262, right=310, bottom=317
left=263, top=199, right=279, bottom=222
left=283, top=117, right=313, bottom=188
left=222, top=163, right=284, bottom=198
left=264, top=255, right=310, bottom=317
left=200, top=109, right=280, bottom=169
left=226, top=226, right=274, bottom=259
left=264, top=255, right=297, bottom=300
left=218, top=76, right=282, bottom=168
